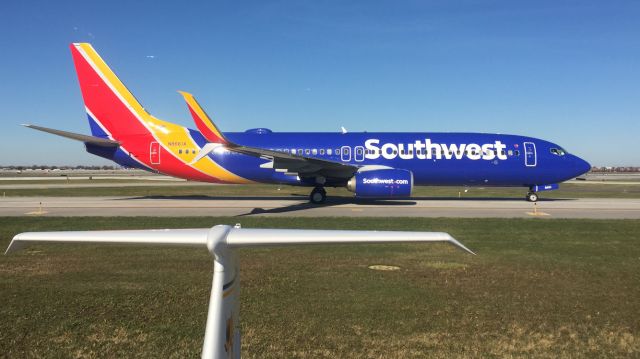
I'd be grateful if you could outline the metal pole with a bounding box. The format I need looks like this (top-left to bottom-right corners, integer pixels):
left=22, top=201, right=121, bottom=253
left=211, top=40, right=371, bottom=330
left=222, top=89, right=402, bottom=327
left=202, top=258, right=226, bottom=359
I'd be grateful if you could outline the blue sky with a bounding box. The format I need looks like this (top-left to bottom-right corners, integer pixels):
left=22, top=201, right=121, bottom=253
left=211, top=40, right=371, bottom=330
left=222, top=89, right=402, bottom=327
left=1, top=1, right=638, bottom=166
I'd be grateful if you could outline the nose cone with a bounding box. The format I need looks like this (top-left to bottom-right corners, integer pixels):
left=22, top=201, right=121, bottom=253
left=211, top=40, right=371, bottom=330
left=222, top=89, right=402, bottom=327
left=573, top=156, right=591, bottom=177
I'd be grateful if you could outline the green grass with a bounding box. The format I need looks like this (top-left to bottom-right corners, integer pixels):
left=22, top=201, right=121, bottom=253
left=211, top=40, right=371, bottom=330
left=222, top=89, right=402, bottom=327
left=1, top=217, right=639, bottom=358
left=2, top=182, right=640, bottom=199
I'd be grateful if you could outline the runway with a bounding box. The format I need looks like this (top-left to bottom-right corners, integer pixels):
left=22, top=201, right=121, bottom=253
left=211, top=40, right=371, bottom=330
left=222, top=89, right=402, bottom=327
left=1, top=196, right=639, bottom=219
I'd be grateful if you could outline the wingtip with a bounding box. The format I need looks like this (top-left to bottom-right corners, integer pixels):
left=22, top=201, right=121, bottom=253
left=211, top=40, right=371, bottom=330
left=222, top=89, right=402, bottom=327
left=449, top=237, right=476, bottom=256
left=5, top=237, right=25, bottom=255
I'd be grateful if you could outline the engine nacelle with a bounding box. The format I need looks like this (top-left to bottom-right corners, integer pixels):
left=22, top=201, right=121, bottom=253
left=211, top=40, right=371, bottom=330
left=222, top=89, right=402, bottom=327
left=347, top=169, right=413, bottom=198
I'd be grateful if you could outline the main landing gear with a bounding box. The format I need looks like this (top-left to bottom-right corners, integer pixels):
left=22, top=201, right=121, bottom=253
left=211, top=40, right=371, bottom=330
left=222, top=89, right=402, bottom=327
left=526, top=192, right=539, bottom=202
left=309, top=187, right=327, bottom=204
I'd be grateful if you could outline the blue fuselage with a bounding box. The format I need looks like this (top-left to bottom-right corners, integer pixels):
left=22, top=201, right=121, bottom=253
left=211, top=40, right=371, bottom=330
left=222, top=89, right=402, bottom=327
left=183, top=130, right=591, bottom=188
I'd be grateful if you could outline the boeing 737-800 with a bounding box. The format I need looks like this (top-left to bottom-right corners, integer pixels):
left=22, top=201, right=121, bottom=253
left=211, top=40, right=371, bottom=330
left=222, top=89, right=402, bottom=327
left=25, top=43, right=591, bottom=203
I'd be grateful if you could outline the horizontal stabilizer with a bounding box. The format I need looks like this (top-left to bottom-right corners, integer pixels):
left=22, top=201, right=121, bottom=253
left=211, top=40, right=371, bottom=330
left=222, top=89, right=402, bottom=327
left=23, top=124, right=119, bottom=147
left=6, top=225, right=475, bottom=256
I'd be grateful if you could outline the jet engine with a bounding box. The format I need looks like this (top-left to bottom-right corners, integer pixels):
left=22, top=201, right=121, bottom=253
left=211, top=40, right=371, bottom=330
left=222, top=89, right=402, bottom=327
left=347, top=169, right=413, bottom=198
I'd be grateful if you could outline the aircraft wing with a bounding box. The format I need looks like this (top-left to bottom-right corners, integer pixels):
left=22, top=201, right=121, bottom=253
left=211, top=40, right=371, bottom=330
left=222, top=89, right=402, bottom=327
left=230, top=145, right=357, bottom=178
left=179, top=91, right=358, bottom=180
left=6, top=225, right=475, bottom=255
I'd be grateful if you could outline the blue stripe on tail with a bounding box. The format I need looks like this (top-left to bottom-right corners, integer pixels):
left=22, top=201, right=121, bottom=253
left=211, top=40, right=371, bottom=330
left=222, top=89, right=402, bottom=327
left=87, top=113, right=110, bottom=138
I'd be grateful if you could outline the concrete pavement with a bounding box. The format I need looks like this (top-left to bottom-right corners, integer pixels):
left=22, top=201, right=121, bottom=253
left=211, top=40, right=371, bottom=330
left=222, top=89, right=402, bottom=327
left=1, top=196, right=639, bottom=219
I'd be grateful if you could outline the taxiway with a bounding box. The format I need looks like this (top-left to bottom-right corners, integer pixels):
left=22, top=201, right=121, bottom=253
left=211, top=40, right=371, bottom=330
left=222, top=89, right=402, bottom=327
left=1, top=196, right=638, bottom=219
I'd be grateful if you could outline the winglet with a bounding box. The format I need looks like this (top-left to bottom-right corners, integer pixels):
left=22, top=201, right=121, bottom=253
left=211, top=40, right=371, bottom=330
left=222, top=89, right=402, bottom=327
left=4, top=236, right=25, bottom=255
left=447, top=236, right=476, bottom=255
left=178, top=91, right=228, bottom=144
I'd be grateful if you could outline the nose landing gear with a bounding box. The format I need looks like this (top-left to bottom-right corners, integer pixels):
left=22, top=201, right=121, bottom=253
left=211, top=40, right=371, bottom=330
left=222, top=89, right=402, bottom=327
left=526, top=192, right=538, bottom=202
left=310, top=187, right=327, bottom=204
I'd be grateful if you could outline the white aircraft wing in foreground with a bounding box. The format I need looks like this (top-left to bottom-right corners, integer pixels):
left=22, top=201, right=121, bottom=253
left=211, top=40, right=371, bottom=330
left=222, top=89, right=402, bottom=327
left=6, top=225, right=474, bottom=358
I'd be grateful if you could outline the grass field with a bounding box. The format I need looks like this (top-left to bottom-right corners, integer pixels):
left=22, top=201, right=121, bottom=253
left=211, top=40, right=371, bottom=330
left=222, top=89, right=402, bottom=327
left=2, top=181, right=640, bottom=199
left=1, top=217, right=639, bottom=358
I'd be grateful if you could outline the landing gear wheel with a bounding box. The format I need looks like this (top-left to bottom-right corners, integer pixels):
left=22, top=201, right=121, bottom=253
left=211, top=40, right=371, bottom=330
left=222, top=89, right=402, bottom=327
left=310, top=187, right=327, bottom=204
left=526, top=192, right=538, bottom=202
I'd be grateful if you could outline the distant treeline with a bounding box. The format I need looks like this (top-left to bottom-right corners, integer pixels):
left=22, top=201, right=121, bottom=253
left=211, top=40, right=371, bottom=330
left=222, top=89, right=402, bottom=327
left=1, top=165, right=120, bottom=170
left=591, top=167, right=640, bottom=173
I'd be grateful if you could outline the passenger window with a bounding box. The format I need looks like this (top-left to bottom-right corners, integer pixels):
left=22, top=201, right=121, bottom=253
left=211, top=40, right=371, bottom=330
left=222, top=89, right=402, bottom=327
left=508, top=150, right=513, bottom=156
left=178, top=149, right=182, bottom=154
left=319, top=149, right=325, bottom=155
left=327, top=149, right=332, bottom=155
left=336, top=149, right=341, bottom=155
left=291, top=149, right=297, bottom=154
left=305, top=149, right=310, bottom=155
left=312, top=149, right=317, bottom=155
left=515, top=150, right=520, bottom=156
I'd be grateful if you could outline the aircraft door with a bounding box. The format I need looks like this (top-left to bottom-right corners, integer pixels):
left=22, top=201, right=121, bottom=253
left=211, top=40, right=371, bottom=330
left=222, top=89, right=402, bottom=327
left=523, top=142, right=536, bottom=167
left=150, top=141, right=161, bottom=165
left=354, top=146, right=365, bottom=162
left=341, top=146, right=351, bottom=162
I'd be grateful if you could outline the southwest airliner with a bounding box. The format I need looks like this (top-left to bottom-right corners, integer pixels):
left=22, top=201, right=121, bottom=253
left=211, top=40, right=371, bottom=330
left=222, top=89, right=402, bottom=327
left=25, top=43, right=590, bottom=204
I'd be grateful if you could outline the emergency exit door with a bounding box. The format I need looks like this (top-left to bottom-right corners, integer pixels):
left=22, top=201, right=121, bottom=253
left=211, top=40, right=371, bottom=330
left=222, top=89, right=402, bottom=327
left=523, top=142, right=536, bottom=167
left=150, top=142, right=161, bottom=165
left=341, top=146, right=351, bottom=162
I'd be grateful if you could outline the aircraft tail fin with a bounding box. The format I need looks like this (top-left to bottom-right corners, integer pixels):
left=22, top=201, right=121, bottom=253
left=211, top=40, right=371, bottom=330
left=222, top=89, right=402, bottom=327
left=70, top=43, right=153, bottom=140
left=178, top=91, right=229, bottom=145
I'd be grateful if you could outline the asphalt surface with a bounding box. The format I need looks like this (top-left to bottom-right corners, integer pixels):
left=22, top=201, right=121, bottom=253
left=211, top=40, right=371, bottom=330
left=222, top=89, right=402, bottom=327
left=1, top=196, right=639, bottom=219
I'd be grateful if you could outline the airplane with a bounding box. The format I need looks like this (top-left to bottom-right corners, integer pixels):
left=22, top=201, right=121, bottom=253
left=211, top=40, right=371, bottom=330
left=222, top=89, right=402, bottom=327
left=25, top=43, right=591, bottom=204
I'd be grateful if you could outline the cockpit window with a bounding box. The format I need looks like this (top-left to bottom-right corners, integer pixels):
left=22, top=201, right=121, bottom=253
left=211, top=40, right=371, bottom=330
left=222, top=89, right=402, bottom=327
left=550, top=148, right=566, bottom=156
